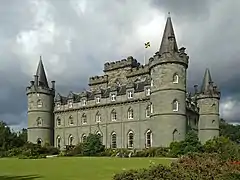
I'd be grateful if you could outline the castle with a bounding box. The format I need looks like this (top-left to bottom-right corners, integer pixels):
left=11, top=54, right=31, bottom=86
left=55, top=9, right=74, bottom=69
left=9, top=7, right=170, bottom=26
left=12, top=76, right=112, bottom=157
left=26, top=16, right=221, bottom=149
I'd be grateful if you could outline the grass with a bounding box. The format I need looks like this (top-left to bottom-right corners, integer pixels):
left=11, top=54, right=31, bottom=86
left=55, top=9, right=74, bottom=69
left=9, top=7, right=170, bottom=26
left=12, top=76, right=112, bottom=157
left=0, top=157, right=172, bottom=180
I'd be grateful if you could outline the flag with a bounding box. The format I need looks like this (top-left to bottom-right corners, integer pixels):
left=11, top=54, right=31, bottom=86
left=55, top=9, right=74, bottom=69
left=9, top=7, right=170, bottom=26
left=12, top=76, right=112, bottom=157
left=145, top=42, right=150, bottom=48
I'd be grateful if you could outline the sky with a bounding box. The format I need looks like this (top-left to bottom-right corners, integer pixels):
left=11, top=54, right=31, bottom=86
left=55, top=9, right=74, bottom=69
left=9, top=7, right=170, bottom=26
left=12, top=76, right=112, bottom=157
left=0, top=0, right=240, bottom=130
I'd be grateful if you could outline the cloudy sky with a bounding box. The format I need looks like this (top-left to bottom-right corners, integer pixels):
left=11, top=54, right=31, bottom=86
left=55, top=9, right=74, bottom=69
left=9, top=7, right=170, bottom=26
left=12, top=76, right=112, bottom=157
left=0, top=0, right=240, bottom=130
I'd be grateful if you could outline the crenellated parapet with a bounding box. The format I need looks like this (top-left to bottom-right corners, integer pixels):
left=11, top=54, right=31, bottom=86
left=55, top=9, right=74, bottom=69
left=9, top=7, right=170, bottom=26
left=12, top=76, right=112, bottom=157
left=126, top=64, right=150, bottom=78
left=89, top=75, right=108, bottom=86
left=104, top=56, right=140, bottom=72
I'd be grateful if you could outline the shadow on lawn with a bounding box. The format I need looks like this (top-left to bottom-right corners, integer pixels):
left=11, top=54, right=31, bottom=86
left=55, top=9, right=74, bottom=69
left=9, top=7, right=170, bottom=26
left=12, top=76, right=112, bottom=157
left=0, top=175, right=42, bottom=180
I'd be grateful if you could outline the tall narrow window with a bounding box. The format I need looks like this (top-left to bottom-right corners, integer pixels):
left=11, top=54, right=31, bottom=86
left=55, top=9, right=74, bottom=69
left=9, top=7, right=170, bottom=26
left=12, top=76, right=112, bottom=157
left=37, top=99, right=43, bottom=108
left=69, top=135, right=73, bottom=145
left=68, top=101, right=73, bottom=108
left=173, top=74, right=179, bottom=84
left=96, top=96, right=101, bottom=104
left=111, top=109, right=117, bottom=121
left=128, top=131, right=134, bottom=148
left=111, top=132, right=117, bottom=149
left=57, top=117, right=61, bottom=126
left=95, top=111, right=101, bottom=122
left=111, top=94, right=116, bottom=101
left=82, top=99, right=86, bottom=106
left=146, top=88, right=151, bottom=96
left=173, top=129, right=178, bottom=142
left=172, top=100, right=179, bottom=112
left=82, top=113, right=87, bottom=124
left=69, top=115, right=74, bottom=125
left=146, top=130, right=152, bottom=148
left=82, top=134, right=87, bottom=143
left=127, top=108, right=133, bottom=119
left=36, top=117, right=42, bottom=127
left=57, top=136, right=61, bottom=148
left=150, top=103, right=153, bottom=113
left=128, top=91, right=133, bottom=99
left=151, top=79, right=154, bottom=87
left=96, top=131, right=103, bottom=142
left=146, top=105, right=151, bottom=118
left=56, top=103, right=61, bottom=110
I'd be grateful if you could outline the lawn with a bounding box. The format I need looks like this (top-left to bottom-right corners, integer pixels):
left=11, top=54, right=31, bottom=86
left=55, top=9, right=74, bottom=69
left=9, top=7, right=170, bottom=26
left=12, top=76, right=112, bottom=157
left=0, top=157, right=173, bottom=180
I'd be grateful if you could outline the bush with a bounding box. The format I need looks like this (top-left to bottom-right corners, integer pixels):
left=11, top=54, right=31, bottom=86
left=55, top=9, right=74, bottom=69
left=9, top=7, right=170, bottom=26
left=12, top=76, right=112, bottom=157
left=83, top=134, right=105, bottom=156
left=113, top=153, right=240, bottom=180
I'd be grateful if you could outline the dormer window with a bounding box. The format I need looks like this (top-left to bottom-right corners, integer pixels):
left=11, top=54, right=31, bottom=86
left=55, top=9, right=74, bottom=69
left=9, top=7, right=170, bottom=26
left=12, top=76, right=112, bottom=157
left=128, top=91, right=133, bottom=99
left=37, top=99, right=43, bottom=108
left=146, top=88, right=151, bottom=96
left=68, top=101, right=73, bottom=108
left=56, top=103, right=61, bottom=110
left=111, top=94, right=116, bottom=102
left=173, top=74, right=179, bottom=84
left=69, top=115, right=74, bottom=125
left=96, top=96, right=101, bottom=104
left=82, top=99, right=86, bottom=106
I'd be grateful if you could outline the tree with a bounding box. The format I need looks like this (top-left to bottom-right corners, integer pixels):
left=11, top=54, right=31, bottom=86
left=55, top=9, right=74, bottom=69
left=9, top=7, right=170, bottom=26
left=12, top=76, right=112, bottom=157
left=220, top=119, right=240, bottom=143
left=83, top=134, right=105, bottom=156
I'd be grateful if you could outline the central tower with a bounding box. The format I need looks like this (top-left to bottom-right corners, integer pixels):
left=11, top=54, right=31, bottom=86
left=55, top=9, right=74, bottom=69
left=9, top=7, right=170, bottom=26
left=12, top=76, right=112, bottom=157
left=149, top=16, right=189, bottom=147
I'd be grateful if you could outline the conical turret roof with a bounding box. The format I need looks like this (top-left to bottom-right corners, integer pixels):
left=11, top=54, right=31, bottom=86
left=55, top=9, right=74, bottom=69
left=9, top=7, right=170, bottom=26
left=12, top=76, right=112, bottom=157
left=201, top=68, right=212, bottom=93
left=36, top=56, right=49, bottom=88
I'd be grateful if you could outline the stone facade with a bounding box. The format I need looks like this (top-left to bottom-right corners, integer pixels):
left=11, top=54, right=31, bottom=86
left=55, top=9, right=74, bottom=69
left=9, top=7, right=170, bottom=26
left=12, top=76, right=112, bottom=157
left=26, top=16, right=221, bottom=149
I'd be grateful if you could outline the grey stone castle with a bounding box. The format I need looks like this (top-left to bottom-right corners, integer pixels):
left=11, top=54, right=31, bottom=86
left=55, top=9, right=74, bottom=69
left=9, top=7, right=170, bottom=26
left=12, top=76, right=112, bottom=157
left=26, top=16, right=221, bottom=149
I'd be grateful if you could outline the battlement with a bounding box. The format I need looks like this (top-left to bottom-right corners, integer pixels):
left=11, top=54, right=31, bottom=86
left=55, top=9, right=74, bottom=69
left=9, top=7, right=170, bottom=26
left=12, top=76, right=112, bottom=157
left=104, top=56, right=140, bottom=72
left=89, top=75, right=108, bottom=86
left=127, top=64, right=149, bottom=77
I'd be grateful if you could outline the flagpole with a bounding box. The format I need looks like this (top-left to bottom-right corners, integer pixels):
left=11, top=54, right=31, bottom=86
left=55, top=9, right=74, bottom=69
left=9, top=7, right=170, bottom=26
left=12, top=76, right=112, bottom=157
left=144, top=48, right=146, bottom=65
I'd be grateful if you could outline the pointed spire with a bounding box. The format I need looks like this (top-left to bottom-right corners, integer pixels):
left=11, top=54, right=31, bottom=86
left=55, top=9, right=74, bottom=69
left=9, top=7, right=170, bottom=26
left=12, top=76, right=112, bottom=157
left=36, top=56, right=49, bottom=88
left=159, top=14, right=178, bottom=55
left=201, top=68, right=213, bottom=93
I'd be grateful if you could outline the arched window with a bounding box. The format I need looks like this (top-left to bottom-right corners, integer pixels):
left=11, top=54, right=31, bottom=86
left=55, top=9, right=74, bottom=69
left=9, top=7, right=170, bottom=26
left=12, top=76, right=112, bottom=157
left=111, top=109, right=117, bottom=121
left=56, top=136, right=61, bottom=148
left=82, top=113, right=87, bottom=124
left=172, top=129, right=178, bottom=142
left=36, top=117, right=42, bottom=127
left=172, top=99, right=179, bottom=112
left=111, top=132, right=117, bottom=149
left=68, top=100, right=73, bottom=108
left=173, top=74, right=179, bottom=84
left=69, top=135, right=73, bottom=145
left=96, top=131, right=103, bottom=142
left=57, top=117, right=61, bottom=126
left=146, top=105, right=151, bottom=118
left=127, top=108, right=133, bottom=119
left=37, top=99, right=43, bottom=108
left=37, top=138, right=42, bottom=146
left=128, top=131, right=134, bottom=148
left=82, top=134, right=87, bottom=143
left=146, top=130, right=152, bottom=148
left=150, top=102, right=153, bottom=113
left=95, top=111, right=101, bottom=123
left=69, top=115, right=74, bottom=125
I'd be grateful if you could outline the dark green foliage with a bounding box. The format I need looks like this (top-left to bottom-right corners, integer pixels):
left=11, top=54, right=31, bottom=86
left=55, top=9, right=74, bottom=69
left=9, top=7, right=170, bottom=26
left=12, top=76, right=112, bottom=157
left=220, top=119, right=240, bottom=143
left=83, top=133, right=105, bottom=156
left=65, top=143, right=84, bottom=156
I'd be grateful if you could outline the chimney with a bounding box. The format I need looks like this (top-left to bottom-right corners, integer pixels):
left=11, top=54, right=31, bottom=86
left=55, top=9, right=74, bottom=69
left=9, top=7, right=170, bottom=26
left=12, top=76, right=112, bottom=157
left=51, top=81, right=55, bottom=90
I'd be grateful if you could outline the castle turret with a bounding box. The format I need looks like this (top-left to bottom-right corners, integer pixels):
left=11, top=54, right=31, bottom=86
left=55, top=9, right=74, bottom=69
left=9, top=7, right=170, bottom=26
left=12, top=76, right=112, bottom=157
left=196, top=68, right=220, bottom=144
left=149, top=15, right=189, bottom=147
left=26, top=56, right=55, bottom=146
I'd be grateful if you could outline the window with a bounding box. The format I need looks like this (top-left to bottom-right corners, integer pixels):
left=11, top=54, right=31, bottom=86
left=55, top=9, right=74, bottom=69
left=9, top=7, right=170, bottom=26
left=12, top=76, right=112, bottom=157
left=96, top=131, right=103, bottom=142
left=57, top=136, right=61, bottom=148
left=96, top=96, right=101, bottom=104
left=82, top=99, right=86, bottom=106
left=111, top=132, right=117, bottom=149
left=37, top=99, right=43, bottom=108
left=111, top=94, right=116, bottom=102
left=82, top=113, right=87, bottom=124
left=128, top=91, right=133, bottom=99
left=146, top=88, right=151, bottom=96
left=151, top=79, right=154, bottom=87
left=56, top=103, right=61, bottom=110
left=69, top=135, right=73, bottom=145
left=128, top=131, right=134, bottom=148
left=37, top=138, right=42, bottom=145
left=146, top=105, right=151, bottom=118
left=36, top=117, right=42, bottom=127
left=68, top=101, right=73, bottom=108
left=172, top=129, right=178, bottom=142
left=127, top=108, right=133, bottom=119
left=69, top=115, right=74, bottom=125
left=95, top=111, right=101, bottom=122
left=82, top=134, right=87, bottom=143
left=172, top=100, right=179, bottom=112
left=146, top=130, right=152, bottom=148
left=173, top=74, right=179, bottom=84
left=150, top=103, right=153, bottom=113
left=111, top=109, right=117, bottom=121
left=57, top=117, right=61, bottom=126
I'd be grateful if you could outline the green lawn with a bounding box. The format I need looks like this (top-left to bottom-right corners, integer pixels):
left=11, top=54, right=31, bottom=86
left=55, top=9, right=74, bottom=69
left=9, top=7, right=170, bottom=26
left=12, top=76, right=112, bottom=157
left=0, top=157, right=172, bottom=180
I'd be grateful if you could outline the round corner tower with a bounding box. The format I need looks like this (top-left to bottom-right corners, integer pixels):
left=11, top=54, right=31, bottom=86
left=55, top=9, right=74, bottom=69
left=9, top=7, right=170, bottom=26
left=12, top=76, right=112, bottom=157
left=196, top=69, right=220, bottom=144
left=26, top=57, right=55, bottom=146
left=149, top=16, right=189, bottom=147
